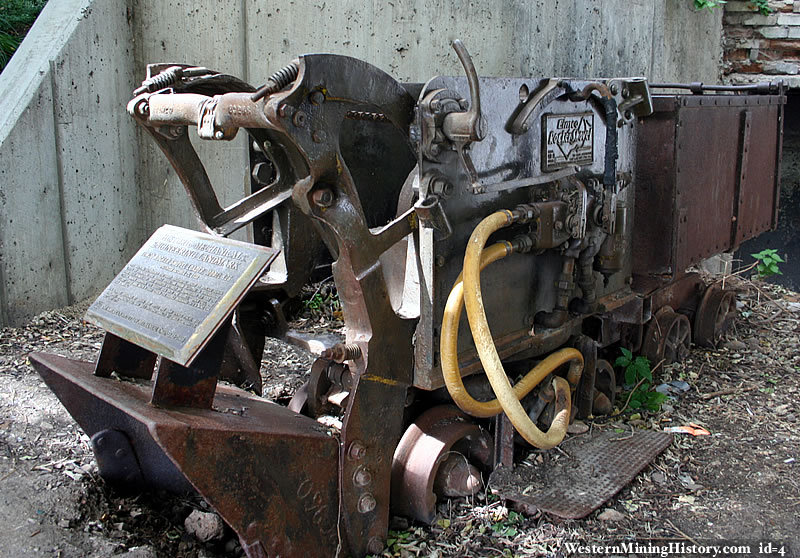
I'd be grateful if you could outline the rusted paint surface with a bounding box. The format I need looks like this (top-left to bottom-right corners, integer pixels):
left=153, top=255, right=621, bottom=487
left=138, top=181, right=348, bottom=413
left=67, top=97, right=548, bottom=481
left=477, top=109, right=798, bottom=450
left=29, top=352, right=340, bottom=558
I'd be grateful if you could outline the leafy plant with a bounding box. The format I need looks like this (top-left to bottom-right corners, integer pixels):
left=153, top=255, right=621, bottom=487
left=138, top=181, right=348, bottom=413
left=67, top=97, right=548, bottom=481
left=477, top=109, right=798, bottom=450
left=693, top=0, right=772, bottom=14
left=615, top=348, right=667, bottom=412
left=750, top=0, right=772, bottom=15
left=694, top=0, right=727, bottom=9
left=751, top=248, right=784, bottom=278
left=490, top=510, right=522, bottom=538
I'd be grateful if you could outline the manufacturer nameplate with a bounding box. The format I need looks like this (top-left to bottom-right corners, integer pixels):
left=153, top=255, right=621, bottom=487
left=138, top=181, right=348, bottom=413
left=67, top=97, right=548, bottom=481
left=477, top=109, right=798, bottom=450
left=542, top=112, right=594, bottom=172
left=86, top=225, right=278, bottom=366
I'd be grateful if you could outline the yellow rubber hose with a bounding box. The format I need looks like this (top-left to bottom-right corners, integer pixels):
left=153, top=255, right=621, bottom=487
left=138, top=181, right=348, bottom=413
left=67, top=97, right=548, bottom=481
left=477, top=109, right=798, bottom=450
left=461, top=211, right=584, bottom=449
left=441, top=237, right=584, bottom=417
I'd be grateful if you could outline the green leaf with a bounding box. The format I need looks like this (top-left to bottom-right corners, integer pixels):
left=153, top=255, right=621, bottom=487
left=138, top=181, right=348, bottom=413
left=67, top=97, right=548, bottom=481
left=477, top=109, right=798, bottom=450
left=629, top=400, right=642, bottom=410
left=621, top=347, right=633, bottom=360
left=625, top=368, right=636, bottom=385
left=614, top=355, right=630, bottom=368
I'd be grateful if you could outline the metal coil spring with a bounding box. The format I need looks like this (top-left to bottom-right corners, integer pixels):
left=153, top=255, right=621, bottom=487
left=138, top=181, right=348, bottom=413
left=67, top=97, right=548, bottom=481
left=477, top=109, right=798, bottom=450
left=251, top=62, right=299, bottom=102
left=133, top=66, right=183, bottom=96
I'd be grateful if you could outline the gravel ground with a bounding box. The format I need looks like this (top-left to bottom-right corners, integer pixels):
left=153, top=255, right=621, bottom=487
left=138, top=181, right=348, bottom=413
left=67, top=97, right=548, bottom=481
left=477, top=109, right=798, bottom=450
left=0, top=278, right=798, bottom=557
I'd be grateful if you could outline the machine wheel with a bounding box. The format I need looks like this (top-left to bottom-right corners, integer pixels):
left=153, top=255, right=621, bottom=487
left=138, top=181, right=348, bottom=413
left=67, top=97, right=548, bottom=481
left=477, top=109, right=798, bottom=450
left=641, top=307, right=691, bottom=367
left=694, top=287, right=737, bottom=348
left=391, top=406, right=492, bottom=524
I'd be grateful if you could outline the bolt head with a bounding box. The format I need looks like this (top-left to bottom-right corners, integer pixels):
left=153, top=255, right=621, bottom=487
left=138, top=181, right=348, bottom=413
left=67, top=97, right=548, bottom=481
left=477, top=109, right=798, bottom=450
left=353, top=466, right=372, bottom=487
left=312, top=130, right=327, bottom=143
left=278, top=103, right=293, bottom=117
left=214, top=130, right=224, bottom=140
left=348, top=441, right=366, bottom=460
left=251, top=162, right=273, bottom=185
left=293, top=110, right=307, bottom=127
left=311, top=188, right=334, bottom=208
left=367, top=537, right=384, bottom=554
left=309, top=90, right=325, bottom=105
left=358, top=493, right=377, bottom=514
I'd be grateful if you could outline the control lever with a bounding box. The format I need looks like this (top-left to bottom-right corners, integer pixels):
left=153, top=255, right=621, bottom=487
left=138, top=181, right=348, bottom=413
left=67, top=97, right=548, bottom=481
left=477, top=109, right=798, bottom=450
left=442, top=40, right=485, bottom=143
left=441, top=40, right=486, bottom=193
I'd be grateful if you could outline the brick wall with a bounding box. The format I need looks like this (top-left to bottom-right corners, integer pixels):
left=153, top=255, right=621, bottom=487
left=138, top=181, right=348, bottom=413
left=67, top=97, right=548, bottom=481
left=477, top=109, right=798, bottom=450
left=723, top=0, right=800, bottom=86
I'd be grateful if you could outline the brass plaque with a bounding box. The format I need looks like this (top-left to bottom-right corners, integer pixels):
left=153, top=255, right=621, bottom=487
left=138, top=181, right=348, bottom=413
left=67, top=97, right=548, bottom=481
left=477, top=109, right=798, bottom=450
left=86, top=225, right=278, bottom=366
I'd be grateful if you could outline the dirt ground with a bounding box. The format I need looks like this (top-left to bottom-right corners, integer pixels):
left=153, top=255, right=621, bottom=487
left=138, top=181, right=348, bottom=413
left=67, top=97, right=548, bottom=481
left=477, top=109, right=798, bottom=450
left=0, top=277, right=798, bottom=558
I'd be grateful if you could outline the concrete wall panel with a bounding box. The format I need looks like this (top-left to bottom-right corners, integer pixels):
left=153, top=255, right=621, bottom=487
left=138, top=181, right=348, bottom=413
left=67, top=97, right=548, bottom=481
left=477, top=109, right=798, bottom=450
left=51, top=0, right=140, bottom=303
left=0, top=76, right=69, bottom=325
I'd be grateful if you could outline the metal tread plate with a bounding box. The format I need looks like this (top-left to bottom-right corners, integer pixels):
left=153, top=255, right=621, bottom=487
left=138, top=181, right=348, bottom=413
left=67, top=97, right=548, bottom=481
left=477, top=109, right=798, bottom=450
left=489, top=429, right=672, bottom=519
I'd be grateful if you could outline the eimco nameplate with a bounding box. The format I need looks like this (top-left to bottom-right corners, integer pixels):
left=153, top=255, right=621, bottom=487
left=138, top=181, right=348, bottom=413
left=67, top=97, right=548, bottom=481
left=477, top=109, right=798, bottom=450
left=86, top=225, right=278, bottom=366
left=542, top=112, right=594, bottom=171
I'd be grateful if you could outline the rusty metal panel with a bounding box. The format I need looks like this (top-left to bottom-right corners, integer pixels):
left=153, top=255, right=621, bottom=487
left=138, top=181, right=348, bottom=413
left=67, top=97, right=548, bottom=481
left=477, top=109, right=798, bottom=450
left=734, top=104, right=780, bottom=244
left=632, top=99, right=678, bottom=277
left=634, top=94, right=784, bottom=281
left=30, top=352, right=340, bottom=558
left=674, top=103, right=740, bottom=268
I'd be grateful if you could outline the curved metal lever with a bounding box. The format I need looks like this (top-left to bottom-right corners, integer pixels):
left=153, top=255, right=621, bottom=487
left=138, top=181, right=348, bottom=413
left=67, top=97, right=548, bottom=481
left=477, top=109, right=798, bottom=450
left=442, top=40, right=485, bottom=143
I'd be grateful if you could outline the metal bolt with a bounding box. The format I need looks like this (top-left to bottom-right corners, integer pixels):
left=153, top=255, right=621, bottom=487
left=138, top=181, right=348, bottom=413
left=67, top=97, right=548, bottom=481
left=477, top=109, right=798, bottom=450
left=430, top=177, right=454, bottom=197
left=322, top=342, right=361, bottom=362
left=134, top=100, right=150, bottom=117
left=624, top=110, right=633, bottom=120
left=554, top=221, right=564, bottom=231
left=214, top=130, right=224, bottom=140
left=293, top=110, right=307, bottom=127
left=458, top=98, right=469, bottom=110
left=95, top=436, right=105, bottom=449
left=610, top=83, right=619, bottom=95
left=309, top=90, right=325, bottom=105
left=348, top=441, right=366, bottom=461
left=278, top=103, right=292, bottom=117
left=367, top=538, right=384, bottom=555
left=312, top=130, right=327, bottom=143
left=357, top=493, right=377, bottom=514
left=353, top=466, right=372, bottom=487
left=251, top=162, right=273, bottom=186
left=115, top=448, right=127, bottom=459
left=311, top=188, right=334, bottom=208
left=435, top=255, right=446, bottom=267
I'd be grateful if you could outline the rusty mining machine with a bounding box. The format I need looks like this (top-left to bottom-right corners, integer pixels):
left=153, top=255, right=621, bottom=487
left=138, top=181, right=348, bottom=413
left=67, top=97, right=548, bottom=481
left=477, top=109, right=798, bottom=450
left=30, top=41, right=785, bottom=557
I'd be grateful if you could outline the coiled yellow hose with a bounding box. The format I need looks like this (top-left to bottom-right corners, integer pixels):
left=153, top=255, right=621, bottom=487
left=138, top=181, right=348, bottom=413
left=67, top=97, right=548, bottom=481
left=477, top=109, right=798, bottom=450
left=440, top=211, right=583, bottom=449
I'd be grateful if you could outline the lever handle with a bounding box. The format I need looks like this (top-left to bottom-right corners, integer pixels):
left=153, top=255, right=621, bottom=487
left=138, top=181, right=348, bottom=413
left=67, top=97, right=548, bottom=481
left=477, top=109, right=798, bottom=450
left=443, top=40, right=485, bottom=143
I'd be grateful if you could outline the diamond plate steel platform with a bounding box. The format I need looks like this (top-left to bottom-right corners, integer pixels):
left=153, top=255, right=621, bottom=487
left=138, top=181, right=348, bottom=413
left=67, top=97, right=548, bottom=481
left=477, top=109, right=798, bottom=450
left=489, top=429, right=672, bottom=519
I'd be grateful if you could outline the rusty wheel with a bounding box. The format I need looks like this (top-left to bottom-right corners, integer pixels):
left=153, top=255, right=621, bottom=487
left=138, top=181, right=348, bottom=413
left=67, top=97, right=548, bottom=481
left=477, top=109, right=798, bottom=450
left=641, top=307, right=691, bottom=367
left=694, top=288, right=737, bottom=348
left=391, top=406, right=492, bottom=524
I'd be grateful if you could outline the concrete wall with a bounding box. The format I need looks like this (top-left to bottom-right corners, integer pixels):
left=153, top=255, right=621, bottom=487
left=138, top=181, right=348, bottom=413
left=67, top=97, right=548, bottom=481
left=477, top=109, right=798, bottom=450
left=0, top=0, right=137, bottom=326
left=0, top=0, right=723, bottom=326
